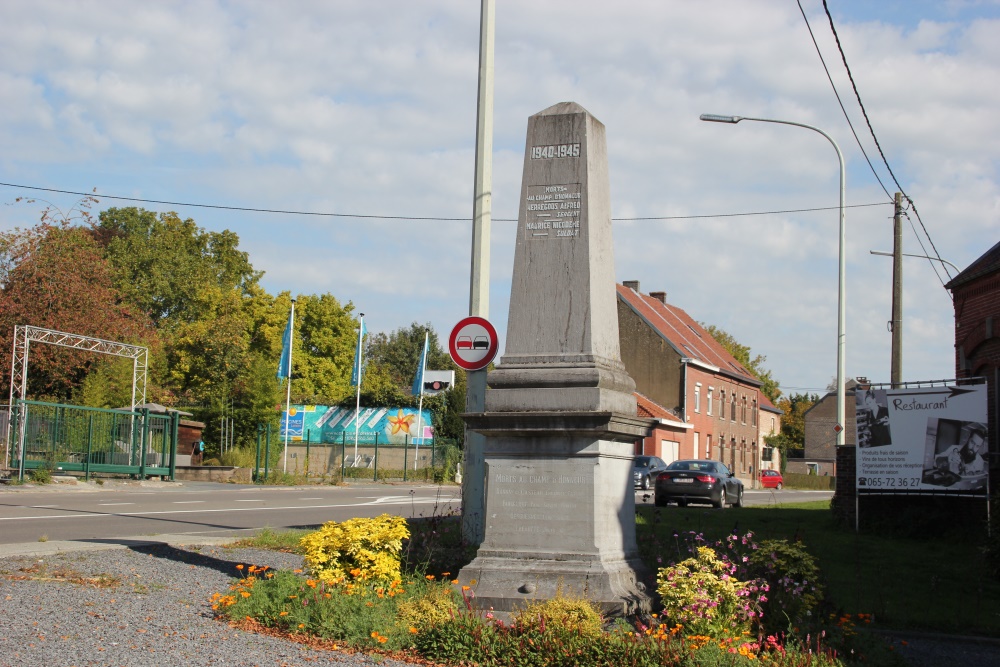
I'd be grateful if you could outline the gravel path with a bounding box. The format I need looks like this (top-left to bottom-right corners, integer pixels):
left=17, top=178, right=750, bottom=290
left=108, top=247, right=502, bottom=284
left=0, top=543, right=421, bottom=667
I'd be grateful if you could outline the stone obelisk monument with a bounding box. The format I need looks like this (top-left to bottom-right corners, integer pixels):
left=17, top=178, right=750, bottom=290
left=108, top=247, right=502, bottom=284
left=459, top=102, right=651, bottom=615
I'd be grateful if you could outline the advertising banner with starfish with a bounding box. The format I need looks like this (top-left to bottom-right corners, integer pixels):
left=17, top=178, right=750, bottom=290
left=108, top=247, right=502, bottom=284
left=279, top=404, right=433, bottom=444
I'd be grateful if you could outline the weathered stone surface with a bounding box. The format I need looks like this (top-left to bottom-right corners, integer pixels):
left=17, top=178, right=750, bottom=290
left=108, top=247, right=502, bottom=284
left=458, top=102, right=651, bottom=616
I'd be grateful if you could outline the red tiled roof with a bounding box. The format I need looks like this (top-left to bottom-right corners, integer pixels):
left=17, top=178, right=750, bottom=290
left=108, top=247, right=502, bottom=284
left=617, top=283, right=759, bottom=386
left=759, top=394, right=781, bottom=413
left=634, top=392, right=687, bottom=426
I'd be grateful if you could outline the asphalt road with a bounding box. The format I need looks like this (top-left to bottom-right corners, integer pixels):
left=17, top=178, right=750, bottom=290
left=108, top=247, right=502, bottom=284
left=0, top=478, right=831, bottom=548
left=0, top=480, right=462, bottom=546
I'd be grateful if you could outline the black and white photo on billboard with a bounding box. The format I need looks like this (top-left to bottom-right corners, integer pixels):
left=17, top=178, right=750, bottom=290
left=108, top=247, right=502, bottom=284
left=856, top=388, right=893, bottom=448
left=921, top=418, right=988, bottom=491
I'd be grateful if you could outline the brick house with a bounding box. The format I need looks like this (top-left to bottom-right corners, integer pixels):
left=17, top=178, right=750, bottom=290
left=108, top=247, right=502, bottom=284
left=758, top=395, right=783, bottom=472
left=617, top=281, right=767, bottom=485
left=946, top=239, right=1000, bottom=474
left=793, top=380, right=859, bottom=476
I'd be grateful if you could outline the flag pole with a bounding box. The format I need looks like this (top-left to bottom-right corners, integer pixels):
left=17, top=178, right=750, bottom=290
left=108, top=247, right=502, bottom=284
left=283, top=299, right=295, bottom=474
left=353, top=313, right=365, bottom=465
left=414, top=332, right=428, bottom=470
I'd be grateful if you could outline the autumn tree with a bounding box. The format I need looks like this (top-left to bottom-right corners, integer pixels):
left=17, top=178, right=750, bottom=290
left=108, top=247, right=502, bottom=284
left=0, top=220, right=152, bottom=402
left=701, top=324, right=781, bottom=403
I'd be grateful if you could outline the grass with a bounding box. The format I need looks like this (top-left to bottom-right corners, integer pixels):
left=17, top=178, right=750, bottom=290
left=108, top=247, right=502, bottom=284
left=228, top=527, right=312, bottom=552
left=636, top=501, right=1000, bottom=637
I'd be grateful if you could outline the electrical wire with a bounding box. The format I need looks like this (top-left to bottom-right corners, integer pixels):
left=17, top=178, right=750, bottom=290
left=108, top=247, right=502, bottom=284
left=818, top=0, right=953, bottom=283
left=797, top=0, right=893, bottom=200
left=0, top=181, right=889, bottom=224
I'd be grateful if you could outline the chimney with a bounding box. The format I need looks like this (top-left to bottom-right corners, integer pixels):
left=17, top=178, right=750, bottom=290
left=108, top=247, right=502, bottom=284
left=623, top=280, right=640, bottom=292
left=649, top=291, right=667, bottom=304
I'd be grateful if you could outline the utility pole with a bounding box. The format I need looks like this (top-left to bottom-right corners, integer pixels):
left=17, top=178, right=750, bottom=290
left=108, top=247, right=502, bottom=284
left=462, top=0, right=494, bottom=545
left=890, top=192, right=903, bottom=388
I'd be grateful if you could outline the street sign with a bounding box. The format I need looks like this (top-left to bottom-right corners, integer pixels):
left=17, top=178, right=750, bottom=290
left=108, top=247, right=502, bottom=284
left=833, top=424, right=843, bottom=434
left=448, top=316, right=499, bottom=371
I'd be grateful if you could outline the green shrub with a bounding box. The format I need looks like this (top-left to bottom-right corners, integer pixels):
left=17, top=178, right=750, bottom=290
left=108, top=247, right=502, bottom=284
left=656, top=546, right=761, bottom=638
left=299, top=514, right=409, bottom=584
left=396, top=583, right=460, bottom=631
left=512, top=594, right=605, bottom=639
left=782, top=472, right=835, bottom=490
left=747, top=538, right=823, bottom=634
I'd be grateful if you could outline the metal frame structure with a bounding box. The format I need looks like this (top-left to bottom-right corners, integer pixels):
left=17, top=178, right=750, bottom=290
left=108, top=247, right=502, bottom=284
left=6, top=325, right=148, bottom=470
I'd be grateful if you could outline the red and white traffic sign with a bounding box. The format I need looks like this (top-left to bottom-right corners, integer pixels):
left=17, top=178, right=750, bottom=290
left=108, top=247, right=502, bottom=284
left=448, top=316, right=499, bottom=371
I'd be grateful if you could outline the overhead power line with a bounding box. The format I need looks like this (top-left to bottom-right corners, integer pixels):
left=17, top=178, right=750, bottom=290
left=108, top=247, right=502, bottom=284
left=812, top=0, right=953, bottom=284
left=0, top=181, right=888, bottom=223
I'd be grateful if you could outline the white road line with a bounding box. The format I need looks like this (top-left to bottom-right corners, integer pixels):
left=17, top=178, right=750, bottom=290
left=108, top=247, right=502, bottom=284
left=0, top=497, right=461, bottom=522
left=172, top=501, right=205, bottom=504
left=234, top=499, right=264, bottom=502
left=98, top=503, right=134, bottom=506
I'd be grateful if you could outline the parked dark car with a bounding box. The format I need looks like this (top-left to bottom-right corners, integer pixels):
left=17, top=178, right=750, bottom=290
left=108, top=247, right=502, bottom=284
left=760, top=469, right=784, bottom=489
left=654, top=459, right=744, bottom=508
left=632, top=455, right=668, bottom=490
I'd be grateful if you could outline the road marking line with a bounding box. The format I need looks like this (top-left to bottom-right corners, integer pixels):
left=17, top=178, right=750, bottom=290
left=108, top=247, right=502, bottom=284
left=98, top=503, right=134, bottom=506
left=234, top=499, right=264, bottom=502
left=172, top=501, right=205, bottom=504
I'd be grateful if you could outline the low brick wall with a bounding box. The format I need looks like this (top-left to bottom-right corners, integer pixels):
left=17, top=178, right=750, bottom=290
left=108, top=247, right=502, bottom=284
left=174, top=466, right=249, bottom=483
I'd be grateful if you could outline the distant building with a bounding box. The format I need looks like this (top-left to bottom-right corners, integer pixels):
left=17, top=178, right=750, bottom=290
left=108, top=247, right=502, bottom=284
left=758, top=395, right=783, bottom=472
left=794, top=380, right=859, bottom=476
left=946, top=239, right=1000, bottom=474
left=617, top=281, right=768, bottom=485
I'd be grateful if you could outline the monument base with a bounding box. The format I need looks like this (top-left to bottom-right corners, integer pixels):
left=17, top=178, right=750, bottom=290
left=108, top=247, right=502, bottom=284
left=458, top=411, right=653, bottom=617
left=459, top=551, right=650, bottom=616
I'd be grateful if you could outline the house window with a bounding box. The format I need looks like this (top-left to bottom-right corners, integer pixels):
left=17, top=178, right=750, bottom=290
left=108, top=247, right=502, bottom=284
left=694, top=432, right=700, bottom=459
left=731, top=394, right=737, bottom=422
left=741, top=395, right=747, bottom=424
left=770, top=417, right=776, bottom=434
left=720, top=391, right=726, bottom=420
left=706, top=434, right=712, bottom=459
left=752, top=399, right=758, bottom=427
left=707, top=387, right=714, bottom=415
left=694, top=383, right=701, bottom=413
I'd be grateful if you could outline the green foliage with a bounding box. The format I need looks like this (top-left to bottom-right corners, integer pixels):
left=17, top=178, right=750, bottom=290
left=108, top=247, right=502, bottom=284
left=656, top=546, right=760, bottom=637
left=701, top=324, right=781, bottom=402
left=28, top=466, right=53, bottom=484
left=432, top=443, right=461, bottom=483
left=395, top=583, right=460, bottom=631
left=299, top=514, right=409, bottom=584
left=511, top=594, right=605, bottom=639
left=747, top=539, right=823, bottom=634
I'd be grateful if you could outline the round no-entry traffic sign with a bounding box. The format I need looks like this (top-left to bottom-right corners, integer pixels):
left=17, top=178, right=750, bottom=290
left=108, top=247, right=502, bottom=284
left=448, top=316, right=499, bottom=371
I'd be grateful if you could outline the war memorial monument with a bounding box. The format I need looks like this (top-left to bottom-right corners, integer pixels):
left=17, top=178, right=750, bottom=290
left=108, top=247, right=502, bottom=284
left=459, top=102, right=653, bottom=615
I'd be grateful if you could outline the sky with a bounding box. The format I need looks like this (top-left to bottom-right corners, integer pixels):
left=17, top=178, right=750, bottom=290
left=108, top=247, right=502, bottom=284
left=1, top=0, right=998, bottom=397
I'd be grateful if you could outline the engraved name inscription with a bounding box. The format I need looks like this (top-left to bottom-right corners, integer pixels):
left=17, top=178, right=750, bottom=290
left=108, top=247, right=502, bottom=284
left=524, top=183, right=582, bottom=240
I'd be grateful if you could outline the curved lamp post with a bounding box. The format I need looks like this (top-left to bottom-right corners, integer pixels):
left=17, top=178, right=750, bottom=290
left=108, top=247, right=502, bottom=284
left=700, top=114, right=847, bottom=446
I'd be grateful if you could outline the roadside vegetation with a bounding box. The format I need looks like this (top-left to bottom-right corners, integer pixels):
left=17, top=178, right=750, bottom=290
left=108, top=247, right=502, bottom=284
left=208, top=499, right=1000, bottom=665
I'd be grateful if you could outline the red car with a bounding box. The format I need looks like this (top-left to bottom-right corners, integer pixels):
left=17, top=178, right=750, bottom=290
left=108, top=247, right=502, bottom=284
left=759, top=469, right=783, bottom=490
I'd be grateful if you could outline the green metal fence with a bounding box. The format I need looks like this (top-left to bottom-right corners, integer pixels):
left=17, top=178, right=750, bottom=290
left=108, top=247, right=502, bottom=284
left=252, top=424, right=460, bottom=484
left=10, top=400, right=178, bottom=481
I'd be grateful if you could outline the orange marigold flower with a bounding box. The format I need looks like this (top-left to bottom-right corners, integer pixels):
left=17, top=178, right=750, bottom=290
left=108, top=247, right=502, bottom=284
left=425, top=575, right=435, bottom=580
left=235, top=564, right=244, bottom=570
left=306, top=580, right=317, bottom=588
left=378, top=636, right=388, bottom=644
left=451, top=579, right=459, bottom=585
left=462, top=586, right=471, bottom=592
left=409, top=627, right=418, bottom=634
left=442, top=572, right=450, bottom=576
left=350, top=568, right=362, bottom=577
left=240, top=591, right=251, bottom=598
left=371, top=631, right=379, bottom=639
left=280, top=611, right=289, bottom=616
left=248, top=565, right=257, bottom=573
left=298, top=624, right=305, bottom=629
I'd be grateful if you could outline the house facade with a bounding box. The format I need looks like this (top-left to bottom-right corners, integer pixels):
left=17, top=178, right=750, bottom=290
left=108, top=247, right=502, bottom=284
left=617, top=281, right=769, bottom=486
left=945, top=239, right=1000, bottom=476
left=758, top=396, right=783, bottom=471
left=793, top=383, right=858, bottom=476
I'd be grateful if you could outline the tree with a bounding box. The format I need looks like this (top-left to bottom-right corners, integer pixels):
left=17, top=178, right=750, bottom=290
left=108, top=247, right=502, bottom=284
left=0, top=220, right=152, bottom=401
left=765, top=392, right=819, bottom=472
left=701, top=324, right=781, bottom=403
left=97, top=207, right=261, bottom=327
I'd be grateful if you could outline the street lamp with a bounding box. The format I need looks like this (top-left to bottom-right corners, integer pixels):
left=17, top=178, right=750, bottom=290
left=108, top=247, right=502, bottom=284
left=700, top=113, right=847, bottom=446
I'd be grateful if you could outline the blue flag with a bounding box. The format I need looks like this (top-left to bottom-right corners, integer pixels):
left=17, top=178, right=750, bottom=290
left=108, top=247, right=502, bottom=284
left=412, top=332, right=428, bottom=396
left=277, top=304, right=294, bottom=380
left=350, top=317, right=367, bottom=387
